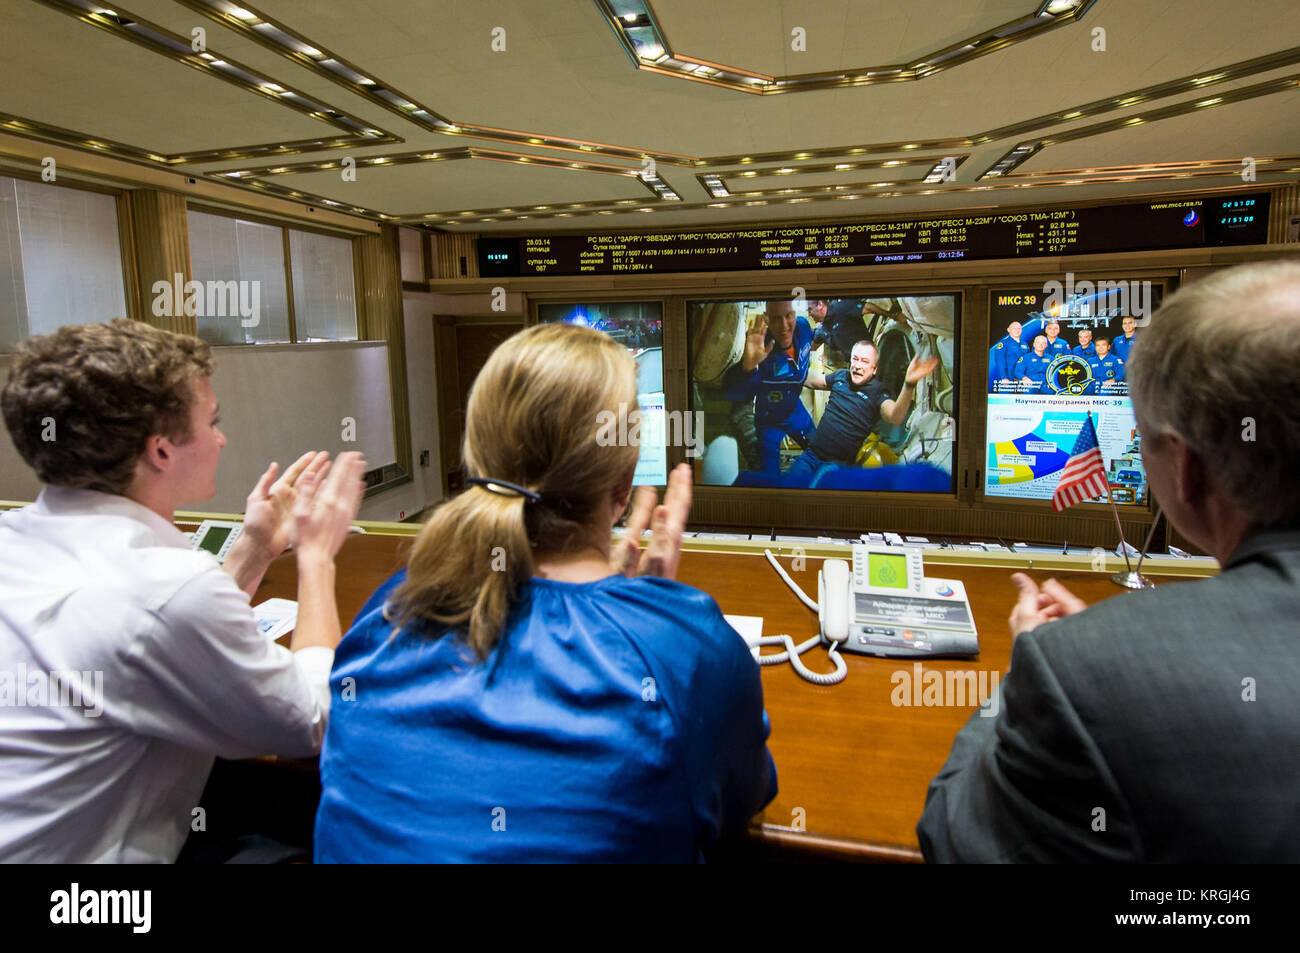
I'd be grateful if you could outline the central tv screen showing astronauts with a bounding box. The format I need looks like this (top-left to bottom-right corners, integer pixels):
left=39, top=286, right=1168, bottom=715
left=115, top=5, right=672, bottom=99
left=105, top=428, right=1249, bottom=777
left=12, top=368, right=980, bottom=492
left=984, top=285, right=1158, bottom=506
left=687, top=295, right=958, bottom=492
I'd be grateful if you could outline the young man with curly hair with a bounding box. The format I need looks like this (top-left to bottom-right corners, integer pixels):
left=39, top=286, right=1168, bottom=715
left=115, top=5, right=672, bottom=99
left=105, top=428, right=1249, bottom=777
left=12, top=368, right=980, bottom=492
left=0, top=318, right=365, bottom=862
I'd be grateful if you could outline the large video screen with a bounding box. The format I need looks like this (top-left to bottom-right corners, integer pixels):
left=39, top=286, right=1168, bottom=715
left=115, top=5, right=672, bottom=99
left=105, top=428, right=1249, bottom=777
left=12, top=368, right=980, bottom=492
left=985, top=283, right=1160, bottom=506
left=536, top=301, right=667, bottom=485
left=688, top=295, right=958, bottom=492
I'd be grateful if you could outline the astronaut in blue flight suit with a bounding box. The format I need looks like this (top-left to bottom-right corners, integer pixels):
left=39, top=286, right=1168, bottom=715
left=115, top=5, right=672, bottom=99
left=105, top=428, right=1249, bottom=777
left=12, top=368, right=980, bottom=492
left=1072, top=327, right=1097, bottom=358
left=1041, top=320, right=1071, bottom=359
left=1012, top=335, right=1053, bottom=393
left=1019, top=315, right=1073, bottom=358
left=988, top=320, right=1028, bottom=392
left=1112, top=314, right=1139, bottom=362
left=721, top=300, right=814, bottom=473
left=1087, top=337, right=1127, bottom=394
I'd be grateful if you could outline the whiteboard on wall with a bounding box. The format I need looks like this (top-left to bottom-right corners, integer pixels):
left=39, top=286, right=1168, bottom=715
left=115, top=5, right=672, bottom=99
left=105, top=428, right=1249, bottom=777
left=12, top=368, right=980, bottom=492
left=205, top=340, right=396, bottom=512
left=1, top=341, right=396, bottom=511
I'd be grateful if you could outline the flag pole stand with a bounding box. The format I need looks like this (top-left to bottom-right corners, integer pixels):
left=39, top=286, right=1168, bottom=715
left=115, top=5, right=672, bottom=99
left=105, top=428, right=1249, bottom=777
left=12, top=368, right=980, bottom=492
left=1108, top=487, right=1156, bottom=590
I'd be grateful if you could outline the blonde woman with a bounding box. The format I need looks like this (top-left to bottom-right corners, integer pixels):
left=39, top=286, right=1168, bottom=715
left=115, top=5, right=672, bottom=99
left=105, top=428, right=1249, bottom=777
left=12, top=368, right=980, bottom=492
left=315, top=323, right=777, bottom=862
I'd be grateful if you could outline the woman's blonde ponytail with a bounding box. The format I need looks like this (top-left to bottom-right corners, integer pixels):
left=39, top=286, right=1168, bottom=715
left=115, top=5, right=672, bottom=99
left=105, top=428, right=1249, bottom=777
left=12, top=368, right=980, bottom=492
left=387, top=323, right=639, bottom=656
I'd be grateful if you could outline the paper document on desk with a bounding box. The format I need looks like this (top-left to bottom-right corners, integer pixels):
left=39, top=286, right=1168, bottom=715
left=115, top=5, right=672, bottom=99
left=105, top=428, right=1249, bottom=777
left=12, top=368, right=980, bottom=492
left=253, top=598, right=298, bottom=642
left=725, top=614, right=764, bottom=661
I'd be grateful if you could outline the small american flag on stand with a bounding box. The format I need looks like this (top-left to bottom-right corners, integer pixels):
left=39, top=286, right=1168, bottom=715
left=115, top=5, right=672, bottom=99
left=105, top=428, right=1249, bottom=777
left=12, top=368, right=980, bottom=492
left=1052, top=415, right=1109, bottom=512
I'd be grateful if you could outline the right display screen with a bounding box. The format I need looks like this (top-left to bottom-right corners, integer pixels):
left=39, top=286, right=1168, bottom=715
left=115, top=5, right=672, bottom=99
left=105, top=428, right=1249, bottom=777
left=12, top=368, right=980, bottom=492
left=985, top=284, right=1160, bottom=506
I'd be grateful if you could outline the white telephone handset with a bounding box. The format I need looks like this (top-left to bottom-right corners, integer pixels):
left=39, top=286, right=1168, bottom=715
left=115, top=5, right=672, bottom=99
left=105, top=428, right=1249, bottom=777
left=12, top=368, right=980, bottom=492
left=819, top=559, right=851, bottom=643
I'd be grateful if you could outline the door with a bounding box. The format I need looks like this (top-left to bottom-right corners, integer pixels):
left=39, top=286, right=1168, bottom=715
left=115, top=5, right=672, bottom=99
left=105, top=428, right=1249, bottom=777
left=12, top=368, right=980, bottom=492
left=433, top=317, right=523, bottom=496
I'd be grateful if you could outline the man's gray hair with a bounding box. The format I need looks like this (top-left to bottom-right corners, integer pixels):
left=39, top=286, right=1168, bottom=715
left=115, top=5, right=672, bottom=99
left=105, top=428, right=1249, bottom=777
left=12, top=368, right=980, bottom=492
left=1126, top=259, right=1300, bottom=527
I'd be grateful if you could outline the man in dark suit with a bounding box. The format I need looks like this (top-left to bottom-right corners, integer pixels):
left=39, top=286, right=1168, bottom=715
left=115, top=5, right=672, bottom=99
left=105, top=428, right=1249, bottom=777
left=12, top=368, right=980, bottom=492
left=917, top=259, right=1300, bottom=862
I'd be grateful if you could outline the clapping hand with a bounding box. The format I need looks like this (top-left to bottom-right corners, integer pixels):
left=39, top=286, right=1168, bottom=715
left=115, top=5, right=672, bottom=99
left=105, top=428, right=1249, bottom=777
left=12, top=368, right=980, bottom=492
left=292, top=451, right=368, bottom=563
left=1008, top=572, right=1089, bottom=639
left=611, top=463, right=693, bottom=580
left=241, top=451, right=329, bottom=558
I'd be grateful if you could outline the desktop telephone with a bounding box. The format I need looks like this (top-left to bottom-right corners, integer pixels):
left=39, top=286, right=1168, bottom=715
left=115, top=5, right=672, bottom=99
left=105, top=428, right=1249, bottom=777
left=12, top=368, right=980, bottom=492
left=756, top=543, right=980, bottom=686
left=188, top=519, right=243, bottom=564
left=819, top=546, right=980, bottom=659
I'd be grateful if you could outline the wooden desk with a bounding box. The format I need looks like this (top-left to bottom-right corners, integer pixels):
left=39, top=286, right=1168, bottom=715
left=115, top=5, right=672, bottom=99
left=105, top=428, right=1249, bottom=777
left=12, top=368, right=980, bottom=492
left=258, top=534, right=1210, bottom=862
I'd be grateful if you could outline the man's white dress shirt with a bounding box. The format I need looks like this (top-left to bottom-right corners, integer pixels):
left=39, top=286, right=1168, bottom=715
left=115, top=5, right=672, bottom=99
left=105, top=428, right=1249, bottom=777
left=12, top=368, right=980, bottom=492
left=0, top=486, right=332, bottom=863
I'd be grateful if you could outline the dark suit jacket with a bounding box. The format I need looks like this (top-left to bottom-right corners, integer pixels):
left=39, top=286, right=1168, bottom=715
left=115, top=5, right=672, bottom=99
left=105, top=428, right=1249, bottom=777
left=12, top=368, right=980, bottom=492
left=917, top=525, right=1300, bottom=862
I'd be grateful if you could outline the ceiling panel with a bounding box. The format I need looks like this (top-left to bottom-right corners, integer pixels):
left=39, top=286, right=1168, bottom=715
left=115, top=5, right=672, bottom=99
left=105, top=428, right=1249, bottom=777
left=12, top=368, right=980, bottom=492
left=0, top=0, right=1294, bottom=231
left=1017, top=85, right=1300, bottom=172
left=272, top=159, right=652, bottom=214
left=652, top=0, right=1032, bottom=75
left=0, top=1, right=338, bottom=153
left=231, top=0, right=1300, bottom=156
